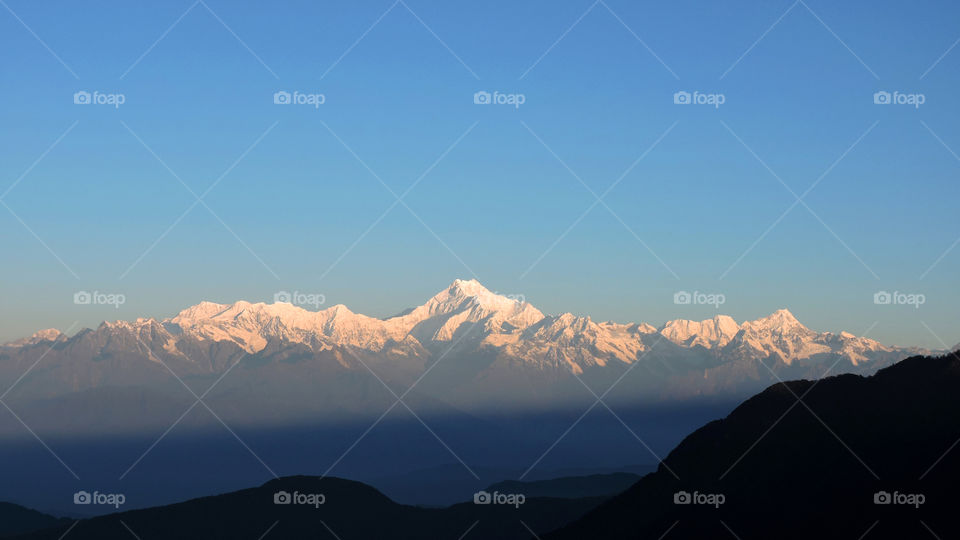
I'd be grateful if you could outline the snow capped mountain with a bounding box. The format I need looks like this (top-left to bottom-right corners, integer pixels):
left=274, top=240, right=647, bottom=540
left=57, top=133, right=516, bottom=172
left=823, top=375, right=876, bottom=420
left=171, top=300, right=401, bottom=352
left=162, top=279, right=543, bottom=355
left=0, top=279, right=928, bottom=432
left=660, top=315, right=739, bottom=348
left=4, top=328, right=65, bottom=348
left=386, top=278, right=545, bottom=343
left=4, top=280, right=907, bottom=371
left=490, top=314, right=655, bottom=374
left=718, top=309, right=896, bottom=365
left=147, top=281, right=894, bottom=371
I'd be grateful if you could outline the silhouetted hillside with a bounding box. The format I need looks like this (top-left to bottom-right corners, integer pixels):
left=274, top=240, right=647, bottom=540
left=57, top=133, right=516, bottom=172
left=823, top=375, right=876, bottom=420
left=546, top=354, right=960, bottom=539
left=485, top=473, right=640, bottom=499
left=8, top=476, right=602, bottom=539
left=0, top=504, right=66, bottom=537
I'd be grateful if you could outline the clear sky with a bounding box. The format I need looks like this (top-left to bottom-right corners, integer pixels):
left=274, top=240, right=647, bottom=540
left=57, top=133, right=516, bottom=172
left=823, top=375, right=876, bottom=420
left=0, top=0, right=957, bottom=348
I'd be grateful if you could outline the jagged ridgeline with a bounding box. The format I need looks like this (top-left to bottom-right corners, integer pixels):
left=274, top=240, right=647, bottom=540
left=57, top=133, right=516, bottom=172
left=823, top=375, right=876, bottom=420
left=0, top=280, right=930, bottom=434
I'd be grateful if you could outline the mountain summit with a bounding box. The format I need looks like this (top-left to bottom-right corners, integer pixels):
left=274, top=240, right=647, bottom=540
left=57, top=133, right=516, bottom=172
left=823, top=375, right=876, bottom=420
left=6, top=280, right=909, bottom=368
left=30, top=279, right=898, bottom=369
left=0, top=280, right=929, bottom=433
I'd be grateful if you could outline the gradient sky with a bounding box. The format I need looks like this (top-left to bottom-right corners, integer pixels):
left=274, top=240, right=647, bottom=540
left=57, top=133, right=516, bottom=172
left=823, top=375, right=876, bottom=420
left=0, top=0, right=958, bottom=348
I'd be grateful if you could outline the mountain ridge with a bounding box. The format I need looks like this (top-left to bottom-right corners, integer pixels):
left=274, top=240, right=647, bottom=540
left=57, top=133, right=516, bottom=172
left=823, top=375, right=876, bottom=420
left=4, top=475, right=606, bottom=540
left=0, top=279, right=933, bottom=433
left=5, top=280, right=919, bottom=369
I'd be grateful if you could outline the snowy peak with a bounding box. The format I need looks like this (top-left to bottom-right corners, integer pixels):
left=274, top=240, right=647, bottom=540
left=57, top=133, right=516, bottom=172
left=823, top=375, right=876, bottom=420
left=172, top=300, right=232, bottom=321
left=657, top=310, right=811, bottom=351
left=389, top=279, right=545, bottom=342
left=170, top=298, right=393, bottom=352
left=30, top=328, right=64, bottom=342
left=660, top=315, right=740, bottom=348
left=449, top=278, right=490, bottom=297
left=655, top=309, right=891, bottom=366
left=420, top=279, right=539, bottom=317
left=4, top=328, right=65, bottom=347
left=162, top=280, right=548, bottom=352
left=2, top=282, right=915, bottom=374
left=416, top=278, right=497, bottom=315
left=728, top=309, right=858, bottom=364
left=742, top=309, right=806, bottom=333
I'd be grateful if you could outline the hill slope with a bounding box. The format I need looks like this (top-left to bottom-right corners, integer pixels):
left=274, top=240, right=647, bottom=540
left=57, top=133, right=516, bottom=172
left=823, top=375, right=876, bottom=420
left=484, top=473, right=641, bottom=499
left=545, top=354, right=960, bottom=539
left=8, top=476, right=602, bottom=540
left=0, top=504, right=65, bottom=537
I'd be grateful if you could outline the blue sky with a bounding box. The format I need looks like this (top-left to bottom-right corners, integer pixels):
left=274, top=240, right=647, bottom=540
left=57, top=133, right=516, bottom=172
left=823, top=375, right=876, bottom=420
left=0, top=0, right=958, bottom=347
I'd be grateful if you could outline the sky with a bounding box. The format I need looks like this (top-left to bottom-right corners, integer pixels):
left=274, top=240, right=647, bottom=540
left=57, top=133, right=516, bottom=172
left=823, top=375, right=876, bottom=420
left=0, top=0, right=958, bottom=348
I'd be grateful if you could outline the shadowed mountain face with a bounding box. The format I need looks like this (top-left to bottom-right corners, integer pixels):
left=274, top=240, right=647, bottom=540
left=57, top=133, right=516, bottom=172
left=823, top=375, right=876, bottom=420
left=0, top=280, right=925, bottom=435
left=7, top=477, right=603, bottom=540
left=545, top=355, right=960, bottom=539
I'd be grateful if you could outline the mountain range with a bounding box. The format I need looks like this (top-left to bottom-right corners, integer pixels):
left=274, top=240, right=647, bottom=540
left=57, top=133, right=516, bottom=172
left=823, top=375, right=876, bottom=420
left=0, top=279, right=930, bottom=434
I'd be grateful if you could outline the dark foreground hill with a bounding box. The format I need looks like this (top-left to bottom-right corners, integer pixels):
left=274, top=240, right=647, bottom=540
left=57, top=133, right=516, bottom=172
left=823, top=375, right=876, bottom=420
left=485, top=472, right=640, bottom=499
left=7, top=476, right=602, bottom=539
left=546, top=354, right=960, bottom=539
left=0, top=504, right=66, bottom=537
